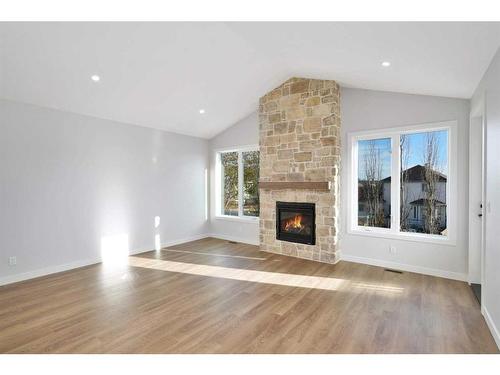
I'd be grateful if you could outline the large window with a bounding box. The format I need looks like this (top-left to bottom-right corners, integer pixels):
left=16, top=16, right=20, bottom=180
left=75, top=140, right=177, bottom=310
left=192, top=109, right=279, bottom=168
left=350, top=122, right=455, bottom=242
left=217, top=147, right=260, bottom=219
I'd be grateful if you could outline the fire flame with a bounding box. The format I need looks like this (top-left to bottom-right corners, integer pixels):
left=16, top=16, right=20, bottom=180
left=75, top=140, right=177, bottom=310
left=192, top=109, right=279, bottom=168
left=284, top=214, right=303, bottom=231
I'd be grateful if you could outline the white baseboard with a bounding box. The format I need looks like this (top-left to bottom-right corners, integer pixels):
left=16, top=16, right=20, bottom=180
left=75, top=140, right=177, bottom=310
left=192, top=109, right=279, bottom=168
left=160, top=233, right=211, bottom=248
left=341, top=254, right=467, bottom=281
left=483, top=305, right=500, bottom=350
left=207, top=233, right=259, bottom=246
left=0, top=257, right=101, bottom=287
left=0, top=234, right=211, bottom=287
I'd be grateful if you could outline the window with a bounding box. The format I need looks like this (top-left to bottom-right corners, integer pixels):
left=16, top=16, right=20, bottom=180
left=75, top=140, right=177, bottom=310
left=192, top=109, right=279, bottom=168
left=357, top=138, right=392, bottom=228
left=400, top=130, right=448, bottom=235
left=216, top=146, right=260, bottom=219
left=349, top=121, right=455, bottom=242
left=221, top=151, right=239, bottom=216
left=242, top=150, right=260, bottom=217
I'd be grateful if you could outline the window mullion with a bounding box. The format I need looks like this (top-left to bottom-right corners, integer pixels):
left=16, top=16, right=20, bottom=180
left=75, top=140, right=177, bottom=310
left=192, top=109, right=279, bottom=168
left=238, top=151, right=244, bottom=217
left=217, top=152, right=223, bottom=216
left=391, top=134, right=401, bottom=233
left=351, top=137, right=359, bottom=230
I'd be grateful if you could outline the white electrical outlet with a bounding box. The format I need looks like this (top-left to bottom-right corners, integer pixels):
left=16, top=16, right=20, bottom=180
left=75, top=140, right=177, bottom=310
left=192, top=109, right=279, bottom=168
left=8, top=256, right=17, bottom=266
left=389, top=246, right=396, bottom=254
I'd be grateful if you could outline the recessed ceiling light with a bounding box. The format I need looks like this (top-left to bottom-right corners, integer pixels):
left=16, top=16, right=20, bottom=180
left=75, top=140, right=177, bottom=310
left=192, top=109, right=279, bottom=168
left=199, top=109, right=206, bottom=114
left=91, top=75, right=100, bottom=82
left=381, top=61, right=391, bottom=67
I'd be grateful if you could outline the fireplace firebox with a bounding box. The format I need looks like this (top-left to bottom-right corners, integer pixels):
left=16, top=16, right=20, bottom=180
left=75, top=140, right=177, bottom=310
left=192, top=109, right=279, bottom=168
left=276, top=201, right=316, bottom=245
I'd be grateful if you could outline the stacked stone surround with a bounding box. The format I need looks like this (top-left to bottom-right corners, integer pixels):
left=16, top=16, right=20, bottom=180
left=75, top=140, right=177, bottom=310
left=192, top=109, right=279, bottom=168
left=259, top=77, right=341, bottom=264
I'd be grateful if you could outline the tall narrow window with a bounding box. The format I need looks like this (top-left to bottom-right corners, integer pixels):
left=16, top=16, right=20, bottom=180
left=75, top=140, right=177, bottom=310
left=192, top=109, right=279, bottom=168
left=400, top=130, right=448, bottom=235
left=357, top=138, right=392, bottom=228
left=243, top=151, right=260, bottom=217
left=221, top=151, right=239, bottom=216
left=217, top=147, right=260, bottom=219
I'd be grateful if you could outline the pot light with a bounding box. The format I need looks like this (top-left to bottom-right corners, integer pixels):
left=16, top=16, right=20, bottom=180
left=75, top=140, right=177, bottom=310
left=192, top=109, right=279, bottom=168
left=381, top=61, right=391, bottom=67
left=199, top=109, right=205, bottom=114
left=91, top=75, right=101, bottom=82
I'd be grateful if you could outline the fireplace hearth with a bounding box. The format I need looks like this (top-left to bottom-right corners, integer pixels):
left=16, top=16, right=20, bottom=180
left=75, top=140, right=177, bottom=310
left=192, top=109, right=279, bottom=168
left=276, top=201, right=315, bottom=245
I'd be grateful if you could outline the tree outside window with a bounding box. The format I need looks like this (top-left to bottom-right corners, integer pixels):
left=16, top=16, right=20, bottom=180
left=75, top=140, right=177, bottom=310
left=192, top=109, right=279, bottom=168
left=219, top=148, right=260, bottom=218
left=243, top=151, right=260, bottom=217
left=221, top=151, right=238, bottom=216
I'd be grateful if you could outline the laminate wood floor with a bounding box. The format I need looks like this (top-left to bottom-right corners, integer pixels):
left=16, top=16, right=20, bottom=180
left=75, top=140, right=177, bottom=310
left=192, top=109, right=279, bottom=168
left=0, top=238, right=497, bottom=353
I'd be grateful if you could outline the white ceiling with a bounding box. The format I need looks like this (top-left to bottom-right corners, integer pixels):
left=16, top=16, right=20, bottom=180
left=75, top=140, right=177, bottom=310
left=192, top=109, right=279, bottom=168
left=1, top=22, right=499, bottom=139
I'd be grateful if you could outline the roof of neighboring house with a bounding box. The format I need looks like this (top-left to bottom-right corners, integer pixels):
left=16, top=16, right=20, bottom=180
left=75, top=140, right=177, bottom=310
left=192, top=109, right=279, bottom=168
left=410, top=198, right=446, bottom=206
left=381, top=165, right=447, bottom=183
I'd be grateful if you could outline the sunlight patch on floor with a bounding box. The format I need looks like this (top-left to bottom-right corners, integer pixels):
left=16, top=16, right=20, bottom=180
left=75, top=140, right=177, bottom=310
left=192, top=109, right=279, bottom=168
left=161, top=248, right=268, bottom=261
left=128, top=256, right=404, bottom=293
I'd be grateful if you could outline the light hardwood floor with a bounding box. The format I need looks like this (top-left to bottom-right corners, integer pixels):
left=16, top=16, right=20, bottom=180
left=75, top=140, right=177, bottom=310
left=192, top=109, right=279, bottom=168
left=0, top=237, right=497, bottom=353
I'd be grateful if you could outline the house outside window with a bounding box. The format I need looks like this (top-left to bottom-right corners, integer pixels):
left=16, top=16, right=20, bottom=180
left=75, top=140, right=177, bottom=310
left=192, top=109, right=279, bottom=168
left=215, top=146, right=260, bottom=220
left=349, top=121, right=456, bottom=244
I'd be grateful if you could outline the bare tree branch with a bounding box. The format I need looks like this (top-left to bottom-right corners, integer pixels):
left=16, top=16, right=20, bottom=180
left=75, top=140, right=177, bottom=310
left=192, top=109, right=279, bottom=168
left=362, top=140, right=385, bottom=227
left=423, top=132, right=440, bottom=234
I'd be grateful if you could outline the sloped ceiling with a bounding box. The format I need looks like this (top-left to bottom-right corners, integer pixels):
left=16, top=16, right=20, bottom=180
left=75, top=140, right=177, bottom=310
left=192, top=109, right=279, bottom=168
left=1, top=22, right=499, bottom=138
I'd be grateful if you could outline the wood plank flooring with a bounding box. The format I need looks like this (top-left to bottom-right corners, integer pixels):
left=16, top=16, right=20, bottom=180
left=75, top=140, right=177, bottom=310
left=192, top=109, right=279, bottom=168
left=0, top=237, right=497, bottom=353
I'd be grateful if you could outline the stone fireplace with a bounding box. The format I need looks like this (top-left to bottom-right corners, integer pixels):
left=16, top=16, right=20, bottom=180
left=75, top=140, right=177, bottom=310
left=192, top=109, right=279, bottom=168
left=259, top=77, right=340, bottom=264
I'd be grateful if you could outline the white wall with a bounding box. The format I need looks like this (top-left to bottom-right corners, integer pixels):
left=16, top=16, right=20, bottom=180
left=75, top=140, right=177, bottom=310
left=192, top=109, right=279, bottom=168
left=340, top=88, right=470, bottom=280
left=209, top=112, right=260, bottom=244
left=0, top=99, right=209, bottom=284
left=471, top=47, right=500, bottom=348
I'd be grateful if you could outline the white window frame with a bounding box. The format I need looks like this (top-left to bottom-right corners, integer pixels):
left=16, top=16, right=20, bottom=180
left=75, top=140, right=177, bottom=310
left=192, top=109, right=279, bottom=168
left=347, top=120, right=457, bottom=246
left=215, top=144, right=260, bottom=222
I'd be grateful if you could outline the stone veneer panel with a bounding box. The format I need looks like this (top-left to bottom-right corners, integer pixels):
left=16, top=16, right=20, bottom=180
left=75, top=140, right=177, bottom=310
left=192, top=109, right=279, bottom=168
left=259, top=77, right=341, bottom=264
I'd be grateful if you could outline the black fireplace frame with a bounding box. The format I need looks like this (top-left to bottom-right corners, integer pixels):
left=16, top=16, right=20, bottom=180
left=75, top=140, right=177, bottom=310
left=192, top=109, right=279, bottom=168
left=276, top=201, right=316, bottom=245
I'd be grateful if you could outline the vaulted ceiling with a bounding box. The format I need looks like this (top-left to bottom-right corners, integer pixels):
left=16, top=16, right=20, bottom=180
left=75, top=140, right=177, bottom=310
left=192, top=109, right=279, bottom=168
left=1, top=22, right=499, bottom=138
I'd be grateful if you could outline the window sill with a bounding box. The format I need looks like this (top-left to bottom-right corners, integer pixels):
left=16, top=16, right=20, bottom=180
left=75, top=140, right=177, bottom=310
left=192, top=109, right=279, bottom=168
left=215, top=215, right=259, bottom=223
left=348, top=228, right=455, bottom=246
